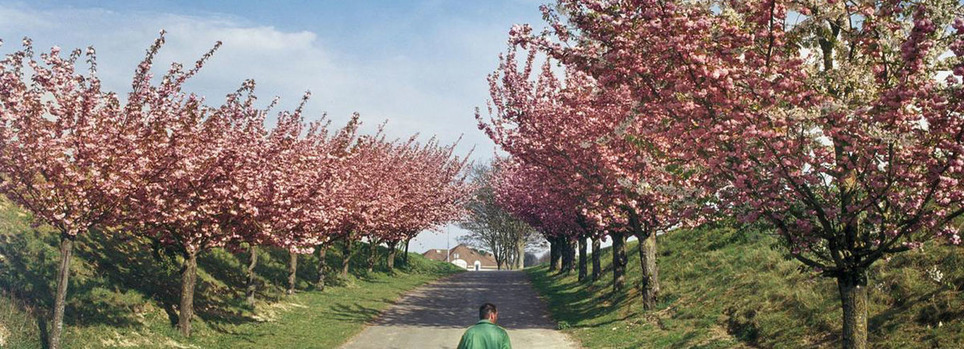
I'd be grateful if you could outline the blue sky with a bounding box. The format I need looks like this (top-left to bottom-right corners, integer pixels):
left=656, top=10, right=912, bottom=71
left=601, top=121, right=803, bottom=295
left=0, top=0, right=547, bottom=253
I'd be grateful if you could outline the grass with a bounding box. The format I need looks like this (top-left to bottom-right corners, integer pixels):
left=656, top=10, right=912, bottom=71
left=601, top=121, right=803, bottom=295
left=527, top=222, right=964, bottom=348
left=0, top=198, right=463, bottom=348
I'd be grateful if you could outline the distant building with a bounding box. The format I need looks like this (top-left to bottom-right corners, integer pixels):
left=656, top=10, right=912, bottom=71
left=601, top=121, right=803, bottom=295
left=422, top=244, right=498, bottom=271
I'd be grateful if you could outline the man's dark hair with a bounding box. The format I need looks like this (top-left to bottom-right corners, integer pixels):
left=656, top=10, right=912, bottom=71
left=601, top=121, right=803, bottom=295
left=479, top=303, right=497, bottom=320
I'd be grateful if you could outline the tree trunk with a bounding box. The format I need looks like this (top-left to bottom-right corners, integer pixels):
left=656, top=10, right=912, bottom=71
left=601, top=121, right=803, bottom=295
left=558, top=237, right=563, bottom=268
left=245, top=245, right=258, bottom=304
left=558, top=237, right=565, bottom=271
left=611, top=232, right=627, bottom=292
left=559, top=237, right=570, bottom=274
left=563, top=237, right=576, bottom=274
left=637, top=231, right=660, bottom=309
left=517, top=236, right=526, bottom=269
left=367, top=239, right=378, bottom=273
left=549, top=237, right=560, bottom=271
left=403, top=238, right=410, bottom=265
left=838, top=271, right=869, bottom=349
left=591, top=237, right=601, bottom=282
left=49, top=235, right=74, bottom=349
left=559, top=237, right=568, bottom=274
left=178, top=250, right=198, bottom=337
left=386, top=241, right=398, bottom=272
left=287, top=251, right=298, bottom=295
left=316, top=245, right=328, bottom=291
left=341, top=238, right=353, bottom=277
left=578, top=237, right=587, bottom=281
left=570, top=238, right=578, bottom=272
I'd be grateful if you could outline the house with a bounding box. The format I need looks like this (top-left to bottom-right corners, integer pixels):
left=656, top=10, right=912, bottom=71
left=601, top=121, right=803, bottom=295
left=422, top=244, right=499, bottom=271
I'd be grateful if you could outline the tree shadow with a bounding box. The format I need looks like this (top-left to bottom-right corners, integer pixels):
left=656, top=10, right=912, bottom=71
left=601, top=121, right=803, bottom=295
left=359, top=271, right=558, bottom=330
left=330, top=302, right=384, bottom=323
left=870, top=288, right=960, bottom=336
left=70, top=230, right=259, bottom=331
left=70, top=230, right=183, bottom=327
left=0, top=229, right=57, bottom=309
left=527, top=265, right=643, bottom=331
left=0, top=219, right=451, bottom=343
left=0, top=228, right=123, bottom=340
left=198, top=249, right=247, bottom=290
left=36, top=315, right=49, bottom=349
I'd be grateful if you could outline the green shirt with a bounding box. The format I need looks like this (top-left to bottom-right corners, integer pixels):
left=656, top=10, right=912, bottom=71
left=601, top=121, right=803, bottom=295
left=456, top=320, right=512, bottom=349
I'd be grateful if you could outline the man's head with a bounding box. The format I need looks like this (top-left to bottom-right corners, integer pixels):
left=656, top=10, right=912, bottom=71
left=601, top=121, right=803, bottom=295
left=479, top=303, right=498, bottom=323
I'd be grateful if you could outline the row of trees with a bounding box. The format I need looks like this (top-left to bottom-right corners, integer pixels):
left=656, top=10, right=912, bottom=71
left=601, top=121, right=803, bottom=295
left=458, top=163, right=543, bottom=270
left=481, top=1, right=964, bottom=348
left=0, top=34, right=471, bottom=348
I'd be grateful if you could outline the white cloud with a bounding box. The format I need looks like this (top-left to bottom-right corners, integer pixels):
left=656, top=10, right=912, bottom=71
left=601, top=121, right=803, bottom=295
left=0, top=5, right=435, bottom=140
left=0, top=5, right=53, bottom=31
left=0, top=5, right=342, bottom=115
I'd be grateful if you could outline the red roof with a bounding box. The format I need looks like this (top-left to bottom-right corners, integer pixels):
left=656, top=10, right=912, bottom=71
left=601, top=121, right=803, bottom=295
left=422, top=244, right=498, bottom=267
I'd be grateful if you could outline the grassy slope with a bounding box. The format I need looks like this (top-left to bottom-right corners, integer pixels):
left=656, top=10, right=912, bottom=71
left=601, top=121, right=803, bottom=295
left=527, top=223, right=963, bottom=348
left=0, top=199, right=462, bottom=348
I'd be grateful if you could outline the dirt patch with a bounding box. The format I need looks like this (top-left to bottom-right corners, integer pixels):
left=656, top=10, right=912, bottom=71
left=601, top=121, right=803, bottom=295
left=0, top=322, right=10, bottom=347
left=252, top=301, right=307, bottom=322
left=99, top=330, right=197, bottom=348
left=698, top=323, right=749, bottom=348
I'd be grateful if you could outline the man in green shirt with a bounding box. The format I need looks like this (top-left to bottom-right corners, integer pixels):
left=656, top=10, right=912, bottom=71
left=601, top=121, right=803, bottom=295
left=457, top=303, right=512, bottom=349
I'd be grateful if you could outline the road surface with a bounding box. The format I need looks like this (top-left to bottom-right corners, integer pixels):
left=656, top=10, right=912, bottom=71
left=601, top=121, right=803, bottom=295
left=341, top=271, right=578, bottom=349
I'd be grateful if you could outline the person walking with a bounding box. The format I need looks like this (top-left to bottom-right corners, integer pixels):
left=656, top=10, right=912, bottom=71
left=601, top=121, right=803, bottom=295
left=457, top=303, right=512, bottom=349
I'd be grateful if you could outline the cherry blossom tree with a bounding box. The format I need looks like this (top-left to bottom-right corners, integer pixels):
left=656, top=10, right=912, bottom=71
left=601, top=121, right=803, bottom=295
left=118, top=35, right=261, bottom=336
left=0, top=32, right=474, bottom=345
left=386, top=138, right=473, bottom=271
left=479, top=45, right=701, bottom=306
left=236, top=97, right=360, bottom=298
left=520, top=0, right=964, bottom=347
left=328, top=131, right=394, bottom=277
left=351, top=135, right=471, bottom=274
left=0, top=38, right=141, bottom=349
left=491, top=160, right=585, bottom=274
left=234, top=96, right=303, bottom=300
left=299, top=114, right=359, bottom=290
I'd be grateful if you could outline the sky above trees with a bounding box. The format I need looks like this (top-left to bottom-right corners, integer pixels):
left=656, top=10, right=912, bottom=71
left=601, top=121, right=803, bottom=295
left=0, top=0, right=544, bottom=252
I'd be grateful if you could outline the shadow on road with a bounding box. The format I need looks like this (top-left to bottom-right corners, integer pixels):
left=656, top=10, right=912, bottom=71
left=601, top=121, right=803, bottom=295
left=369, top=271, right=556, bottom=330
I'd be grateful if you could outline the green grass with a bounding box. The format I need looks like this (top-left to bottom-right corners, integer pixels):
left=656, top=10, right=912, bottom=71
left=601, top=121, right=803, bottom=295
left=527, top=223, right=964, bottom=348
left=0, top=198, right=463, bottom=348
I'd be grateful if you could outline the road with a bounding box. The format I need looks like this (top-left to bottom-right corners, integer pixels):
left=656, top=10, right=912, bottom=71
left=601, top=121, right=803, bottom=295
left=340, top=270, right=578, bottom=349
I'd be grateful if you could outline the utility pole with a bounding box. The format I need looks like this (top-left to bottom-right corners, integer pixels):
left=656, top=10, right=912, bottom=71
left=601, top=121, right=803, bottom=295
left=446, top=227, right=450, bottom=263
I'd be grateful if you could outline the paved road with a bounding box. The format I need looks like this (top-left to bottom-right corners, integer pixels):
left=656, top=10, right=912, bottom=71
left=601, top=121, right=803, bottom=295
left=340, top=271, right=578, bottom=349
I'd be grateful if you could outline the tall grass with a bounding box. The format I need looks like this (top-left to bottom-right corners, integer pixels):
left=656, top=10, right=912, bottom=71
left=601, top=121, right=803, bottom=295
left=0, top=198, right=462, bottom=348
left=528, top=223, right=963, bottom=348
